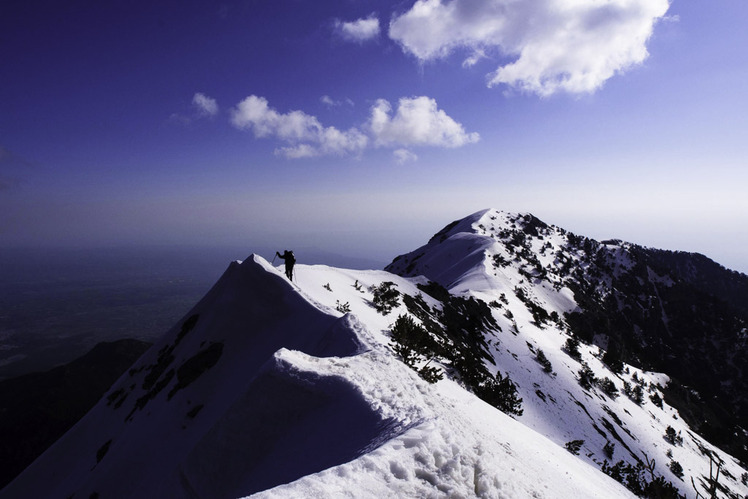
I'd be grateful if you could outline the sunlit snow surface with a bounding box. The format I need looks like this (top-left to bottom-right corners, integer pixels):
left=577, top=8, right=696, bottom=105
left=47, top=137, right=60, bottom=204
left=3, top=209, right=747, bottom=498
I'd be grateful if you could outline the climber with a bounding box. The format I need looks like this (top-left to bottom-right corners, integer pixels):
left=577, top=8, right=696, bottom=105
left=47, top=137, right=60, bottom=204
left=275, top=250, right=296, bottom=280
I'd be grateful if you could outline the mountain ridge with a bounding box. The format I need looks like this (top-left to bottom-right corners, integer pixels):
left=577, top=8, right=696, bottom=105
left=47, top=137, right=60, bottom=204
left=3, top=208, right=747, bottom=498
left=388, top=209, right=747, bottom=465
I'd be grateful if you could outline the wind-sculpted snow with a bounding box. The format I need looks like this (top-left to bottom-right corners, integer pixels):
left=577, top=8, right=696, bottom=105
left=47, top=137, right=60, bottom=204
left=1, top=255, right=377, bottom=499
left=388, top=208, right=497, bottom=293
left=175, top=349, right=402, bottom=498
left=247, top=344, right=632, bottom=499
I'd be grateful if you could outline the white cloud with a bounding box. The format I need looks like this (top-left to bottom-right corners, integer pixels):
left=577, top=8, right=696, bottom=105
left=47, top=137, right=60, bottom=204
left=275, top=144, right=319, bottom=159
left=231, top=95, right=477, bottom=160
left=462, top=48, right=486, bottom=68
left=231, top=95, right=367, bottom=158
left=193, top=92, right=219, bottom=117
left=369, top=96, right=479, bottom=148
left=394, top=148, right=418, bottom=164
left=389, top=0, right=670, bottom=96
left=335, top=15, right=381, bottom=42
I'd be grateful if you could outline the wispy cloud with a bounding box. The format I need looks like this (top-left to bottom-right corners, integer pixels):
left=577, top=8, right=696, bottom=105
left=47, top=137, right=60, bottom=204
left=321, top=95, right=354, bottom=108
left=369, top=96, right=479, bottom=148
left=394, top=148, right=418, bottom=164
left=193, top=92, right=219, bottom=117
left=389, top=0, right=670, bottom=96
left=169, top=93, right=219, bottom=126
left=335, top=15, right=381, bottom=42
left=230, top=95, right=477, bottom=159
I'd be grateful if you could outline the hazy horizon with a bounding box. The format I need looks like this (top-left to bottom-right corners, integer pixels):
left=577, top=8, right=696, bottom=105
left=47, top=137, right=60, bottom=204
left=2, top=1, right=747, bottom=274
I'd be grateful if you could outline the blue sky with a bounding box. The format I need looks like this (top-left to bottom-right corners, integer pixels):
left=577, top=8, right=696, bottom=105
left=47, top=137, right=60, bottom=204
left=2, top=0, right=747, bottom=272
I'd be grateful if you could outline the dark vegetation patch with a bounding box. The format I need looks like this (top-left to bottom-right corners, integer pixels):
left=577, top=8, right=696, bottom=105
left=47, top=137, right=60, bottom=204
left=186, top=404, right=204, bottom=419
left=601, top=418, right=638, bottom=462
left=534, top=349, right=553, bottom=374
left=601, top=405, right=637, bottom=441
left=143, top=314, right=200, bottom=391
left=601, top=453, right=681, bottom=498
left=591, top=422, right=608, bottom=440
left=106, top=387, right=127, bottom=409
left=127, top=369, right=175, bottom=421
left=369, top=282, right=400, bottom=315
left=96, top=439, right=112, bottom=464
left=565, top=439, right=584, bottom=455
left=573, top=398, right=594, bottom=421
left=392, top=282, right=522, bottom=417
left=514, top=287, right=551, bottom=328
left=167, top=342, right=224, bottom=400
left=388, top=314, right=443, bottom=383
left=558, top=234, right=748, bottom=464
left=176, top=314, right=199, bottom=345
left=126, top=314, right=201, bottom=421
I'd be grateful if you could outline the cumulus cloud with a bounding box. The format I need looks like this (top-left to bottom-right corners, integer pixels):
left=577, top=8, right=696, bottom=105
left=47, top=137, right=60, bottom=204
left=389, top=0, right=670, bottom=96
left=230, top=95, right=368, bottom=158
left=230, top=95, right=478, bottom=160
left=193, top=92, right=219, bottom=117
left=369, top=96, right=479, bottom=147
left=335, top=15, right=381, bottom=42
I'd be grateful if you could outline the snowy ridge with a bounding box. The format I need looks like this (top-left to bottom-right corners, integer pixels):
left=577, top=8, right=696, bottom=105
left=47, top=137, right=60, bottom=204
left=2, top=252, right=632, bottom=499
left=3, top=210, right=748, bottom=498
left=387, top=209, right=748, bottom=498
left=2, top=255, right=373, bottom=498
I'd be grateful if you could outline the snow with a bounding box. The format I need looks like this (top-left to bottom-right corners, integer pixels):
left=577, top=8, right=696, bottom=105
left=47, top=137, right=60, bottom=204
left=249, top=350, right=632, bottom=499
left=3, top=208, right=747, bottom=499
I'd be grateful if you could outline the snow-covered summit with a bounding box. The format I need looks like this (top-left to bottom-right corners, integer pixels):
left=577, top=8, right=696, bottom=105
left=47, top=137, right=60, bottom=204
left=3, top=210, right=747, bottom=498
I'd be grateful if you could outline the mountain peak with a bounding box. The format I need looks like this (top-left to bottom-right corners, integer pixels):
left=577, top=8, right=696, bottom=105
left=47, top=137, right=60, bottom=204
left=386, top=209, right=557, bottom=295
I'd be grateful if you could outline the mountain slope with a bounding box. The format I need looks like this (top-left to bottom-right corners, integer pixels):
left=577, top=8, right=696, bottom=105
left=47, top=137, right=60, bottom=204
left=2, top=255, right=634, bottom=499
left=3, top=209, right=747, bottom=498
left=387, top=209, right=748, bottom=496
left=0, top=339, right=151, bottom=489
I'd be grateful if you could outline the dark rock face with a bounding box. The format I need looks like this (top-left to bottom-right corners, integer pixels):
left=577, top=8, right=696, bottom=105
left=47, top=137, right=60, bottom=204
left=0, top=339, right=151, bottom=489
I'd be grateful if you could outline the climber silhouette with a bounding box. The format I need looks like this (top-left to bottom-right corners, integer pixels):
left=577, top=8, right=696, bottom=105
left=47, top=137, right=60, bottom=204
left=276, top=250, right=296, bottom=280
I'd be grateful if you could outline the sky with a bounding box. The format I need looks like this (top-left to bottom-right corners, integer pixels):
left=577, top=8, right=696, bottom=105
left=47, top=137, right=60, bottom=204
left=1, top=0, right=747, bottom=272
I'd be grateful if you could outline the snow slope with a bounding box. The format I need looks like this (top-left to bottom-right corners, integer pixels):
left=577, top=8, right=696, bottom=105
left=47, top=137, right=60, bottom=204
left=3, top=208, right=747, bottom=498
left=386, top=209, right=748, bottom=498
left=1, top=254, right=631, bottom=499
